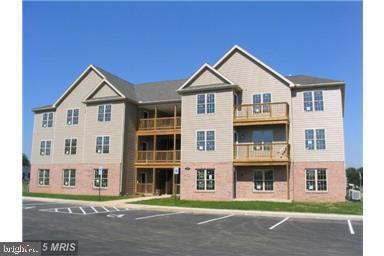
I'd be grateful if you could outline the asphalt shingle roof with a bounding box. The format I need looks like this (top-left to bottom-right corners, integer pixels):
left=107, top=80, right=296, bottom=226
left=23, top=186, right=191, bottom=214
left=285, top=75, right=343, bottom=86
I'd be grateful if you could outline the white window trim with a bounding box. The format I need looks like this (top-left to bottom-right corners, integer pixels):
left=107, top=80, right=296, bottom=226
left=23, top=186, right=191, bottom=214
left=195, top=169, right=216, bottom=192
left=253, top=169, right=274, bottom=192
left=303, top=91, right=325, bottom=112
left=64, top=138, right=78, bottom=155
left=196, top=93, right=216, bottom=115
left=65, top=108, right=80, bottom=126
left=95, top=135, right=111, bottom=154
left=37, top=169, right=49, bottom=187
left=40, top=140, right=52, bottom=156
left=196, top=129, right=216, bottom=152
left=97, top=104, right=112, bottom=122
left=304, top=128, right=326, bottom=151
left=42, top=112, right=54, bottom=128
left=305, top=169, right=328, bottom=193
left=62, top=169, right=76, bottom=188
left=93, top=168, right=109, bottom=189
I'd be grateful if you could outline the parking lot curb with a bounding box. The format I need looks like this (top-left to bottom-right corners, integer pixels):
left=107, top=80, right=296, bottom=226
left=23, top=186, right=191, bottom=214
left=122, top=204, right=363, bottom=221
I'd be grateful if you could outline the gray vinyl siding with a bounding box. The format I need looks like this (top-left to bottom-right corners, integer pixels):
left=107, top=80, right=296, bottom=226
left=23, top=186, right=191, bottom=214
left=181, top=90, right=234, bottom=162
left=189, top=68, right=226, bottom=87
left=90, top=82, right=119, bottom=99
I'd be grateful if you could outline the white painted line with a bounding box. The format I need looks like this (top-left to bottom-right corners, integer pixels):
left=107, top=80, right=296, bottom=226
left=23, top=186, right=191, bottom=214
left=113, top=206, right=120, bottom=211
left=54, top=208, right=58, bottom=212
left=347, top=220, right=355, bottom=235
left=197, top=214, right=234, bottom=225
left=67, top=208, right=72, bottom=214
left=79, top=207, right=86, bottom=215
left=136, top=212, right=185, bottom=220
left=90, top=206, right=98, bottom=213
left=269, top=217, right=290, bottom=230
left=102, top=206, right=110, bottom=212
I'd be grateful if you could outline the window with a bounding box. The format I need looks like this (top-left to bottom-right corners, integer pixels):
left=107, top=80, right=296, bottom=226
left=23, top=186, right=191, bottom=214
left=197, top=93, right=215, bottom=114
left=316, top=129, right=326, bottom=149
left=253, top=93, right=271, bottom=113
left=94, top=169, right=108, bottom=188
left=305, top=129, right=326, bottom=150
left=206, top=93, right=215, bottom=113
left=196, top=169, right=215, bottom=190
left=64, top=138, right=77, bottom=155
left=40, top=140, right=51, bottom=156
left=306, top=169, right=327, bottom=191
left=66, top=108, right=79, bottom=125
left=304, top=91, right=324, bottom=112
left=42, top=112, right=53, bottom=128
left=98, top=104, right=112, bottom=122
left=196, top=130, right=215, bottom=151
left=254, top=170, right=274, bottom=191
left=96, top=136, right=110, bottom=154
left=63, top=169, right=76, bottom=187
left=38, top=169, right=49, bottom=186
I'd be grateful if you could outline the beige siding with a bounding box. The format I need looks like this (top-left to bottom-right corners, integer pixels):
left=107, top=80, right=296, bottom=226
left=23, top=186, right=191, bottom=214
left=290, top=88, right=345, bottom=162
left=90, top=82, right=119, bottom=99
left=31, top=112, right=55, bottom=164
left=189, top=68, right=226, bottom=87
left=181, top=90, right=234, bottom=162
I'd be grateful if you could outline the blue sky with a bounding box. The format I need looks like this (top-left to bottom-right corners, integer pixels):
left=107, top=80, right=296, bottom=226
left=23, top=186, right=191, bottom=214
left=23, top=1, right=362, bottom=167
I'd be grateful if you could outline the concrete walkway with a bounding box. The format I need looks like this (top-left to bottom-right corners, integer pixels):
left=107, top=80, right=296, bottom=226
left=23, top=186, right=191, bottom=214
left=23, top=196, right=363, bottom=221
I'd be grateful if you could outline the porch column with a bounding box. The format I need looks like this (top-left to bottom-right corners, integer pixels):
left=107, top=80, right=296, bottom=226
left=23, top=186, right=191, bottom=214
left=173, top=104, right=177, bottom=129
left=152, top=168, right=155, bottom=195
left=154, top=105, right=158, bottom=130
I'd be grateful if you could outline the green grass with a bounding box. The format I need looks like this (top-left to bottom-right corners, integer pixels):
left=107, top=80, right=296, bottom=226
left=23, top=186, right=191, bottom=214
left=133, top=198, right=363, bottom=215
left=23, top=192, right=137, bottom=202
left=22, top=182, right=29, bottom=193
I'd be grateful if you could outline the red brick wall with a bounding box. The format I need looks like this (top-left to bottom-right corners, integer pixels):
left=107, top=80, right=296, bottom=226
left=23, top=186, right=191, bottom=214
left=29, top=163, right=122, bottom=196
left=291, top=161, right=346, bottom=202
left=236, top=166, right=289, bottom=200
left=180, top=162, right=234, bottom=201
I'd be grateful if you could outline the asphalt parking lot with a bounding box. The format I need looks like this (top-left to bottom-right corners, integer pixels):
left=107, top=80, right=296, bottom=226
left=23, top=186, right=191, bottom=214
left=23, top=199, right=363, bottom=256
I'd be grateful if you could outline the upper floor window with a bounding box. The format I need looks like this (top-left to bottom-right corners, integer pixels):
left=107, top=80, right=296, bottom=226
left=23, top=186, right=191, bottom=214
left=38, top=169, right=49, bottom=186
left=196, top=130, right=215, bottom=151
left=197, top=93, right=215, bottom=114
left=305, top=129, right=326, bottom=150
left=254, top=170, right=274, bottom=191
left=40, top=140, right=51, bottom=156
left=94, top=169, right=108, bottom=188
left=98, top=104, right=112, bottom=122
left=63, top=169, right=76, bottom=187
left=66, top=108, right=79, bottom=125
left=96, top=136, right=110, bottom=154
left=64, top=138, right=77, bottom=155
left=42, top=112, right=53, bottom=128
left=196, top=169, right=215, bottom=190
left=304, top=91, right=324, bottom=112
left=253, top=93, right=271, bottom=113
left=306, top=169, right=327, bottom=191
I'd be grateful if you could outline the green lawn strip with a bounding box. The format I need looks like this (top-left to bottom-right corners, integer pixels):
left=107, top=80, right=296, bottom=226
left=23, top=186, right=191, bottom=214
left=23, top=192, right=135, bottom=202
left=132, top=198, right=362, bottom=215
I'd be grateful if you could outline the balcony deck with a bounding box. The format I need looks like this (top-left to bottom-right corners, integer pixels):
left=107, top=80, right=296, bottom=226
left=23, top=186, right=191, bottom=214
left=233, top=142, right=289, bottom=166
left=137, top=117, right=181, bottom=135
left=233, top=103, right=289, bottom=126
left=135, top=150, right=180, bottom=167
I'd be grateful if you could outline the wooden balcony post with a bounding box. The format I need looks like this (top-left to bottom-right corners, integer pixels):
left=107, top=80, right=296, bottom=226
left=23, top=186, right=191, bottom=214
left=154, top=134, right=157, bottom=161
left=270, top=103, right=272, bottom=118
left=154, top=106, right=158, bottom=130
left=174, top=104, right=177, bottom=129
left=152, top=168, right=155, bottom=195
left=173, top=133, right=176, bottom=162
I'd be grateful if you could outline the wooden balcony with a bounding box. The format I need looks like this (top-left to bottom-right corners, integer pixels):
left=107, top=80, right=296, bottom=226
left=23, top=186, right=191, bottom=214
left=138, top=117, right=181, bottom=135
left=135, top=150, right=180, bottom=166
left=233, top=103, right=289, bottom=126
left=233, top=143, right=289, bottom=165
left=136, top=183, right=153, bottom=194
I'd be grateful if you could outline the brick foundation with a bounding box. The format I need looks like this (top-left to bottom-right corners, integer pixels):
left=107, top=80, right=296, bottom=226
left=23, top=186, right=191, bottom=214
left=29, top=163, right=122, bottom=196
left=180, top=162, right=234, bottom=201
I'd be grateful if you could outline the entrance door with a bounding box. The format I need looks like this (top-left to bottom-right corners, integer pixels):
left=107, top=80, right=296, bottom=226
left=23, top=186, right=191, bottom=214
left=155, top=169, right=173, bottom=195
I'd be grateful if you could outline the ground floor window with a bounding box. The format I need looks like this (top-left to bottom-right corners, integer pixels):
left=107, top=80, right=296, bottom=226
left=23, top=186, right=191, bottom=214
left=306, top=169, right=327, bottom=191
left=196, top=169, right=215, bottom=191
left=253, top=170, right=274, bottom=191
left=63, top=169, right=76, bottom=187
left=38, top=169, right=49, bottom=186
left=94, top=169, right=108, bottom=188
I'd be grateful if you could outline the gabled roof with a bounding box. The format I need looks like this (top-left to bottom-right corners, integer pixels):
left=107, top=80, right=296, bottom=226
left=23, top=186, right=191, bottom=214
left=177, top=63, right=235, bottom=91
left=214, top=45, right=295, bottom=87
left=285, top=75, right=345, bottom=87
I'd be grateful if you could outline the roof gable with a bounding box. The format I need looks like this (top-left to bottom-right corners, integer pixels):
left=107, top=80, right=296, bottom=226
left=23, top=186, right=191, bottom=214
left=84, top=81, right=124, bottom=101
left=178, top=63, right=234, bottom=91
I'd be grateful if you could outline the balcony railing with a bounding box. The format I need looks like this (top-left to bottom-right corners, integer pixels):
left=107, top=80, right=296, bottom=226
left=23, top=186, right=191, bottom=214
left=138, top=117, right=181, bottom=130
left=233, top=143, right=289, bottom=162
left=136, top=150, right=181, bottom=163
left=136, top=183, right=153, bottom=194
left=234, top=103, right=289, bottom=124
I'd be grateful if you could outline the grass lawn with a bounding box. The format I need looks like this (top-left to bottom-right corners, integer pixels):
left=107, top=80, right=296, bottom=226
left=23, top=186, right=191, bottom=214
left=133, top=198, right=363, bottom=215
left=23, top=192, right=137, bottom=202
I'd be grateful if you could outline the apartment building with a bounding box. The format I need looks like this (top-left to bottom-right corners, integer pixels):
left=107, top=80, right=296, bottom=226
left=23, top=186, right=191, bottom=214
left=30, top=45, right=346, bottom=202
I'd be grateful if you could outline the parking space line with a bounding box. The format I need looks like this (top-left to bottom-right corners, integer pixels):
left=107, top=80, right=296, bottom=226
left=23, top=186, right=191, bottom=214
left=79, top=207, right=86, bottom=214
left=67, top=208, right=72, bottom=214
left=197, top=214, right=234, bottom=225
left=347, top=220, right=355, bottom=235
left=102, top=206, right=110, bottom=212
left=113, top=206, right=120, bottom=211
left=136, top=212, right=185, bottom=220
left=269, top=217, right=290, bottom=230
left=90, top=206, right=98, bottom=213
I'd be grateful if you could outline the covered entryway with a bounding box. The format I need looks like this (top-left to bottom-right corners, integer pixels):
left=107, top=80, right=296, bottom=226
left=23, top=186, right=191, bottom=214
left=136, top=168, right=180, bottom=196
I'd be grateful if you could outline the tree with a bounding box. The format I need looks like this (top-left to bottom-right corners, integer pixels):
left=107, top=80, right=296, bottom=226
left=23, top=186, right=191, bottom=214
left=346, top=167, right=363, bottom=187
left=22, top=153, right=30, bottom=167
